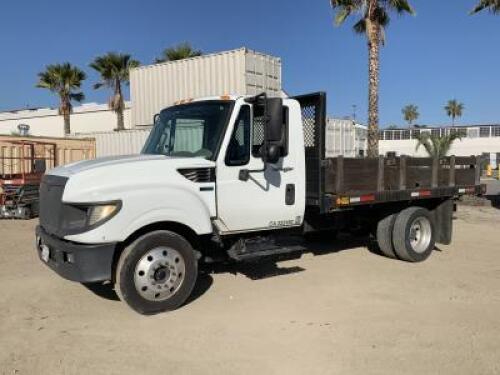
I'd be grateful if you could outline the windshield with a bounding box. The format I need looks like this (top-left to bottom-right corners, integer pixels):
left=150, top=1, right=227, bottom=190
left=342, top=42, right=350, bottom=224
left=142, top=101, right=233, bottom=160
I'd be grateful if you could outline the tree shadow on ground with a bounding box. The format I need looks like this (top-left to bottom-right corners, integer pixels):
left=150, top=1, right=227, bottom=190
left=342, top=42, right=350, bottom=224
left=83, top=272, right=214, bottom=306
left=82, top=281, right=119, bottom=301
left=82, top=234, right=373, bottom=307
left=203, top=233, right=372, bottom=280
left=486, top=195, right=500, bottom=209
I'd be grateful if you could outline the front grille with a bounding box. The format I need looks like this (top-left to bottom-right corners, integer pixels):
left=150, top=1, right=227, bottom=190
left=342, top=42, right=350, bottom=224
left=178, top=168, right=215, bottom=183
left=39, top=175, right=68, bottom=236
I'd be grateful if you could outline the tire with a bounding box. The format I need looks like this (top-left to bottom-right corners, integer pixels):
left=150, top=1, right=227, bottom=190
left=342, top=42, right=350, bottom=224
left=115, top=230, right=198, bottom=315
left=376, top=213, right=398, bottom=258
left=392, top=207, right=436, bottom=263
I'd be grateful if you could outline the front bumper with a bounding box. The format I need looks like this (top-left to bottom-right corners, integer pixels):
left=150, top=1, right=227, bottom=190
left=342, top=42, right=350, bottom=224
left=35, top=225, right=116, bottom=283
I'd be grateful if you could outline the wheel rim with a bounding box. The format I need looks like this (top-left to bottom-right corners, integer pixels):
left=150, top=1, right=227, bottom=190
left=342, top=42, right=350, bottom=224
left=134, top=247, right=186, bottom=302
left=409, top=217, right=432, bottom=254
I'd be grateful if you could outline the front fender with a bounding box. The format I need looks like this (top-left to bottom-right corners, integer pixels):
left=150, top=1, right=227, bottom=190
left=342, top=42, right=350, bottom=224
left=64, top=186, right=214, bottom=244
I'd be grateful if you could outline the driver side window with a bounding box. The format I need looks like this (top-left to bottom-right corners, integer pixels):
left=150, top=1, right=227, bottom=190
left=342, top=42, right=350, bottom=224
left=225, top=106, right=250, bottom=166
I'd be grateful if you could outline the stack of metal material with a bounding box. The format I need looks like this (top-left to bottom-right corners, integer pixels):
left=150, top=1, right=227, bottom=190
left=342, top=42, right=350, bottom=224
left=0, top=184, right=39, bottom=219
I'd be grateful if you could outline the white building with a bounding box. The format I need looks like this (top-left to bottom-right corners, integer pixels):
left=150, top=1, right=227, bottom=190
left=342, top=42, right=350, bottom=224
left=379, top=125, right=500, bottom=168
left=0, top=102, right=132, bottom=137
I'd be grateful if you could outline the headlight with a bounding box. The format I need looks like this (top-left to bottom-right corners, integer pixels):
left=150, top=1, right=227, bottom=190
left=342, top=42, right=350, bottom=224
left=61, top=201, right=121, bottom=234
left=88, top=204, right=120, bottom=226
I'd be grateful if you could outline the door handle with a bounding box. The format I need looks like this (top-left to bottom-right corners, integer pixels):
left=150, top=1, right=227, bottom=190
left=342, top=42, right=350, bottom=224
left=285, top=184, right=295, bottom=205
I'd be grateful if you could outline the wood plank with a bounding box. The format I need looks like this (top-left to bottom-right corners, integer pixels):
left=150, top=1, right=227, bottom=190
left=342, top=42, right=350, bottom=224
left=399, top=156, right=407, bottom=190
left=455, top=156, right=476, bottom=165
left=377, top=156, right=384, bottom=192
left=336, top=156, right=344, bottom=193
left=406, top=157, right=433, bottom=166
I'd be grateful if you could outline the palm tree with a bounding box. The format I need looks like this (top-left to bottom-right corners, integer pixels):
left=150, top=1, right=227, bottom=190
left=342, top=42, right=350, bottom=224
left=445, top=100, right=464, bottom=126
left=402, top=104, right=419, bottom=127
left=470, top=0, right=500, bottom=14
left=90, top=53, right=140, bottom=131
left=331, top=0, right=415, bottom=158
left=36, top=63, right=86, bottom=135
left=155, top=42, right=202, bottom=63
left=415, top=132, right=462, bottom=158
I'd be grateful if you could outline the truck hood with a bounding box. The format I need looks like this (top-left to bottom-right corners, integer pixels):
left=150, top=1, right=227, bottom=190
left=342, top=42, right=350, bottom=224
left=48, top=154, right=215, bottom=177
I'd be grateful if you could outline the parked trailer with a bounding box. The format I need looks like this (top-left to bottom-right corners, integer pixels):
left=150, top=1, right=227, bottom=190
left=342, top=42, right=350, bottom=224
left=35, top=92, right=483, bottom=314
left=0, top=136, right=95, bottom=219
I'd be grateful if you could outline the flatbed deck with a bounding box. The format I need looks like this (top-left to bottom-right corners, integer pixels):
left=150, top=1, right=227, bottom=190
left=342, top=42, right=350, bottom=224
left=293, top=92, right=483, bottom=213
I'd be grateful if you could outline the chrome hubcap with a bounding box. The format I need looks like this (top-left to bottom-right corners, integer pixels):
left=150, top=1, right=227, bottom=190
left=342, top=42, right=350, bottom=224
left=134, top=247, right=186, bottom=301
left=409, top=217, right=432, bottom=254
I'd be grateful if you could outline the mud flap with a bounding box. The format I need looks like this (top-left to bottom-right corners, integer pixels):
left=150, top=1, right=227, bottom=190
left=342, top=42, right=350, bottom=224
left=432, top=199, right=454, bottom=245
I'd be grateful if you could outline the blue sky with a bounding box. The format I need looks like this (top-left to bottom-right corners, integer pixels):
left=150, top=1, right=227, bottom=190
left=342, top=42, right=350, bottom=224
left=0, top=0, right=498, bottom=127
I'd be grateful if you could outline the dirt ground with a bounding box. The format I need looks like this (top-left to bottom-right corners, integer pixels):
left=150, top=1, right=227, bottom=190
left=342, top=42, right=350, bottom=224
left=1, top=205, right=499, bottom=375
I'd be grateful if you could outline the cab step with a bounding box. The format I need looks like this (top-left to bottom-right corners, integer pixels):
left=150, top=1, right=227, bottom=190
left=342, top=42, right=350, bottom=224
left=227, top=235, right=306, bottom=261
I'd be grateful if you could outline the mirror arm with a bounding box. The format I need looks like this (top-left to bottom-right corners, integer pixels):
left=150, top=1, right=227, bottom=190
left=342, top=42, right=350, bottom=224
left=239, top=166, right=292, bottom=182
left=238, top=168, right=265, bottom=181
left=270, top=166, right=293, bottom=173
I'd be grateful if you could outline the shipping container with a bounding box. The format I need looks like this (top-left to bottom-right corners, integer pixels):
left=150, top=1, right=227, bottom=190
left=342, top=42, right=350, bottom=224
left=325, top=119, right=367, bottom=158
left=130, top=47, right=282, bottom=126
left=75, top=125, right=207, bottom=158
left=75, top=129, right=151, bottom=157
left=0, top=135, right=95, bottom=176
left=77, top=118, right=368, bottom=160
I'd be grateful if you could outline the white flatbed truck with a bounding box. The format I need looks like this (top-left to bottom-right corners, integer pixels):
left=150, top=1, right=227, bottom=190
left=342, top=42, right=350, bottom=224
left=35, top=92, right=483, bottom=314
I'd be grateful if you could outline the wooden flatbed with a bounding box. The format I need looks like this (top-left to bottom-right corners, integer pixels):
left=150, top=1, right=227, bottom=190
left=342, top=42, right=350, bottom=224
left=293, top=92, right=483, bottom=214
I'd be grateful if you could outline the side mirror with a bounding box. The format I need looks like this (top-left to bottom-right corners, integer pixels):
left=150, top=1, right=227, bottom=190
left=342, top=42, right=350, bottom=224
left=265, top=98, right=283, bottom=144
left=263, top=98, right=283, bottom=164
left=245, top=93, right=284, bottom=165
left=153, top=113, right=160, bottom=124
left=266, top=144, right=281, bottom=164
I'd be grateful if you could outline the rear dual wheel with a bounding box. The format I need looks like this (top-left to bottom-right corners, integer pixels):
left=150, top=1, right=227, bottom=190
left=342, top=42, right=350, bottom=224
left=376, top=207, right=436, bottom=262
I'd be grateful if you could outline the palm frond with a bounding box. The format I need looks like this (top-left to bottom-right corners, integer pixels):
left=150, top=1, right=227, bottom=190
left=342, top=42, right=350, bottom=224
left=155, top=42, right=202, bottom=63
left=415, top=132, right=461, bottom=158
left=36, top=63, right=86, bottom=102
left=415, top=133, right=433, bottom=156
left=69, top=92, right=85, bottom=102
left=440, top=133, right=462, bottom=156
left=335, top=8, right=352, bottom=25
left=330, top=0, right=415, bottom=39
left=386, top=0, right=416, bottom=15
left=402, top=104, right=419, bottom=125
left=470, top=0, right=500, bottom=14
left=90, top=52, right=139, bottom=89
left=445, top=99, right=464, bottom=123
left=353, top=18, right=367, bottom=33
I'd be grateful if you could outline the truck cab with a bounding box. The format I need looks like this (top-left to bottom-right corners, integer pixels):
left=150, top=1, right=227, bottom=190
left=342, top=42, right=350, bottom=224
left=36, top=94, right=308, bottom=314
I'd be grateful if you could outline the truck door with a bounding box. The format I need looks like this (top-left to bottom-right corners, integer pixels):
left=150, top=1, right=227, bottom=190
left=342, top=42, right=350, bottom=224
left=215, top=101, right=305, bottom=233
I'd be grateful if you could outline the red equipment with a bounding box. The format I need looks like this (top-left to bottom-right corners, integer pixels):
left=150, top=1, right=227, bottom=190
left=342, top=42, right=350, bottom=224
left=0, top=140, right=56, bottom=219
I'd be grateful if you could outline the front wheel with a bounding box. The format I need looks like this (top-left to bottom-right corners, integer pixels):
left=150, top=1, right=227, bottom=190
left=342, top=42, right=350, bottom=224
left=115, top=230, right=198, bottom=315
